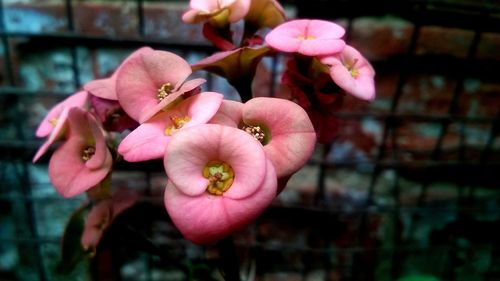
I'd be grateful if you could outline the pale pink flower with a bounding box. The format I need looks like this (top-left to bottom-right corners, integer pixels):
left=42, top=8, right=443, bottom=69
left=48, top=108, right=113, bottom=198
left=117, top=92, right=223, bottom=162
left=163, top=124, right=277, bottom=244
left=210, top=97, right=316, bottom=178
left=208, top=99, right=243, bottom=127
left=81, top=189, right=138, bottom=251
left=115, top=49, right=206, bottom=123
left=320, top=45, right=376, bottom=101
left=32, top=107, right=70, bottom=163
left=265, top=19, right=346, bottom=56
left=182, top=0, right=251, bottom=26
left=35, top=91, right=88, bottom=138
left=83, top=47, right=154, bottom=100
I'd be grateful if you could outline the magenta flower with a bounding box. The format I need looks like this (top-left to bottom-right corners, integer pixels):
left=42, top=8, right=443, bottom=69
left=320, top=45, right=376, bottom=101
left=115, top=49, right=206, bottom=123
left=89, top=95, right=138, bottom=133
left=35, top=91, right=88, bottom=138
left=48, top=108, right=112, bottom=198
left=182, top=0, right=251, bottom=26
left=84, top=47, right=154, bottom=100
left=210, top=97, right=316, bottom=178
left=81, top=188, right=138, bottom=252
left=163, top=124, right=277, bottom=244
left=265, top=19, right=346, bottom=56
left=118, top=92, right=223, bottom=162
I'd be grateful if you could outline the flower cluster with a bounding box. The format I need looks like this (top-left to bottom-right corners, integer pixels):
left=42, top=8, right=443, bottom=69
left=33, top=0, right=375, bottom=250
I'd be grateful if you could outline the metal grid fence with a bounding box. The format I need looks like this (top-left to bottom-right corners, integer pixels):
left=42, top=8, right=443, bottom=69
left=1, top=0, right=500, bottom=280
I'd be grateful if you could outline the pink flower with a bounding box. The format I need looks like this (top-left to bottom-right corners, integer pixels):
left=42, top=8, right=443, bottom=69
left=118, top=92, right=223, bottom=162
left=182, top=0, right=251, bottom=26
left=84, top=47, right=154, bottom=100
left=209, top=99, right=243, bottom=127
left=35, top=91, right=88, bottom=138
left=320, top=45, right=376, bottom=101
left=210, top=97, right=316, bottom=178
left=265, top=19, right=346, bottom=56
left=115, top=49, right=206, bottom=123
left=48, top=108, right=113, bottom=198
left=32, top=107, right=70, bottom=163
left=81, top=189, right=138, bottom=252
left=163, top=124, right=277, bottom=244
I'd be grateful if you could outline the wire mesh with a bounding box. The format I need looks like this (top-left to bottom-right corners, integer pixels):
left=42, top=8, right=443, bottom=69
left=1, top=0, right=499, bottom=280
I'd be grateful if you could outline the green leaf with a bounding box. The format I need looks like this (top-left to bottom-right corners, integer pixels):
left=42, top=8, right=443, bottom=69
left=397, top=275, right=441, bottom=281
left=56, top=203, right=90, bottom=274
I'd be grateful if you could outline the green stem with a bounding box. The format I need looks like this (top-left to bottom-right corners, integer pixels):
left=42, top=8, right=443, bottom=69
left=217, top=236, right=241, bottom=281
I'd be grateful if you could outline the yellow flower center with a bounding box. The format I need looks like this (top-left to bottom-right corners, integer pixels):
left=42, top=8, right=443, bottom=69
left=297, top=34, right=316, bottom=40
left=241, top=124, right=266, bottom=143
left=203, top=161, right=234, bottom=196
left=344, top=58, right=359, bottom=78
left=82, top=146, right=96, bottom=162
left=157, top=83, right=174, bottom=101
left=49, top=117, right=58, bottom=127
left=164, top=116, right=190, bottom=136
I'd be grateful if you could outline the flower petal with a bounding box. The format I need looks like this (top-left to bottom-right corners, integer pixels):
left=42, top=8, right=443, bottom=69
left=35, top=91, right=88, bottom=138
left=209, top=99, right=243, bottom=127
left=242, top=97, right=316, bottom=177
left=32, top=107, right=70, bottom=163
left=48, top=108, right=112, bottom=198
left=84, top=47, right=154, bottom=100
left=116, top=50, right=193, bottom=122
left=164, top=124, right=266, bottom=198
left=138, top=77, right=206, bottom=123
left=163, top=158, right=276, bottom=244
left=265, top=19, right=346, bottom=56
left=118, top=92, right=223, bottom=162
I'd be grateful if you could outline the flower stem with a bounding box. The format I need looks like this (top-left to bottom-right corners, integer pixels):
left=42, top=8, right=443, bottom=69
left=217, top=236, right=241, bottom=281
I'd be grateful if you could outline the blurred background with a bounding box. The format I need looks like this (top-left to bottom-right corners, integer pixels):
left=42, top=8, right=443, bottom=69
left=0, top=0, right=499, bottom=280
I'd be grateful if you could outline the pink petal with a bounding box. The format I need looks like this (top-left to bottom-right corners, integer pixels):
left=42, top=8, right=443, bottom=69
left=117, top=121, right=168, bottom=162
left=242, top=97, right=316, bottom=177
left=265, top=19, right=346, bottom=56
left=116, top=50, right=193, bottom=122
left=119, top=92, right=222, bottom=162
left=321, top=45, right=376, bottom=101
left=209, top=99, right=243, bottom=126
left=227, top=0, right=251, bottom=23
left=138, top=78, right=206, bottom=123
left=84, top=47, right=154, bottom=100
left=163, top=158, right=276, bottom=244
left=223, top=159, right=277, bottom=228
left=164, top=124, right=266, bottom=198
left=84, top=77, right=117, bottom=100
left=35, top=91, right=88, bottom=138
left=32, top=107, right=70, bottom=163
left=298, top=38, right=345, bottom=56
left=189, top=0, right=221, bottom=12
left=48, top=108, right=112, bottom=198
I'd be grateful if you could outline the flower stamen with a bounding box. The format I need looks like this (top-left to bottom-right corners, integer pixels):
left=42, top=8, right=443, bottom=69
left=241, top=124, right=266, bottom=143
left=203, top=161, right=234, bottom=196
left=344, top=58, right=359, bottom=78
left=82, top=146, right=96, bottom=162
left=157, top=83, right=174, bottom=101
left=164, top=116, right=190, bottom=136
